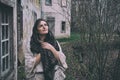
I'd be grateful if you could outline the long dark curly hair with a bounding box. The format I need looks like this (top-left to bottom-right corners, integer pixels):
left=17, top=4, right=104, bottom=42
left=30, top=18, right=59, bottom=80
left=31, top=19, right=55, bottom=47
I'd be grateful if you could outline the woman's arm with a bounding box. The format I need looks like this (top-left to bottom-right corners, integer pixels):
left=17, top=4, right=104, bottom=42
left=34, top=54, right=41, bottom=66
left=23, top=39, right=41, bottom=74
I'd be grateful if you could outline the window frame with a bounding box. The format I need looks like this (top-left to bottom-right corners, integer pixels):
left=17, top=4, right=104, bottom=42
left=61, top=21, right=66, bottom=33
left=46, top=17, right=55, bottom=34
left=0, top=4, right=14, bottom=78
left=0, top=10, right=10, bottom=76
left=61, top=0, right=67, bottom=7
left=45, top=0, right=52, bottom=6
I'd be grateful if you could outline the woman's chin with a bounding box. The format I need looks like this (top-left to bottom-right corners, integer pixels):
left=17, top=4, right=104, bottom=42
left=39, top=31, right=48, bottom=34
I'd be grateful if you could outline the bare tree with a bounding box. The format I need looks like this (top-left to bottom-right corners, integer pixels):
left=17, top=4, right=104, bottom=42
left=72, top=0, right=120, bottom=80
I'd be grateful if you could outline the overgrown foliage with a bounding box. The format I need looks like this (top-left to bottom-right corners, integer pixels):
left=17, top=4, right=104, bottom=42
left=71, top=0, right=120, bottom=80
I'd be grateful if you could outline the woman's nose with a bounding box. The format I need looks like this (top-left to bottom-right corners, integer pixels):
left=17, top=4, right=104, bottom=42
left=43, top=25, right=46, bottom=28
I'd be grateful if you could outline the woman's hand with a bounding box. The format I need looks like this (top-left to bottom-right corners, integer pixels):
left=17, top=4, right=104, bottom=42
left=41, top=42, right=54, bottom=51
left=41, top=42, right=60, bottom=60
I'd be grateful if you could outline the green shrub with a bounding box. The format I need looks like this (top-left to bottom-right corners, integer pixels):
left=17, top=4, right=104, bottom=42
left=57, top=33, right=80, bottom=42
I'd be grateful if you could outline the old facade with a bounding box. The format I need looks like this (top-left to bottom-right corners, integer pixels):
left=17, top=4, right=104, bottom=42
left=40, top=0, right=71, bottom=38
left=0, top=0, right=17, bottom=80
left=17, top=0, right=41, bottom=64
left=21, top=0, right=41, bottom=39
left=0, top=0, right=71, bottom=80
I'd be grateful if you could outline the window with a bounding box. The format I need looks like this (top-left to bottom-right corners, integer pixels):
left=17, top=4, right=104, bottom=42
left=1, top=9, right=10, bottom=75
left=47, top=17, right=55, bottom=34
left=61, top=21, right=66, bottom=33
left=0, top=3, right=13, bottom=77
left=45, top=0, right=52, bottom=6
left=61, top=0, right=67, bottom=7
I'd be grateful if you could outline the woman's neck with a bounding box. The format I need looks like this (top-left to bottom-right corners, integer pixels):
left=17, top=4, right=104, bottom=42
left=40, top=35, right=46, bottom=41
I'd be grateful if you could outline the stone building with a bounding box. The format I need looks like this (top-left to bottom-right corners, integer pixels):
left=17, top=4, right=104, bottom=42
left=0, top=0, right=17, bottom=80
left=0, top=0, right=71, bottom=79
left=17, top=0, right=41, bottom=65
left=40, top=0, right=71, bottom=38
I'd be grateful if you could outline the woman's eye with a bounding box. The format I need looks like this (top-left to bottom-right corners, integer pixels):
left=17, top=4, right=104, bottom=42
left=40, top=25, right=43, bottom=27
left=38, top=25, right=42, bottom=28
left=44, top=24, right=47, bottom=26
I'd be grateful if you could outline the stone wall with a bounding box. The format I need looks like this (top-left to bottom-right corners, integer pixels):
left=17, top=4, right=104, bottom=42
left=18, top=0, right=41, bottom=66
left=21, top=0, right=41, bottom=40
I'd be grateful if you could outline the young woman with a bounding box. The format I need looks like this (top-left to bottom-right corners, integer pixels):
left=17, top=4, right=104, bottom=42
left=23, top=18, right=68, bottom=80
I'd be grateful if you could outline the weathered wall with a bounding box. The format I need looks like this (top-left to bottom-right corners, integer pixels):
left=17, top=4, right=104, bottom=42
left=21, top=0, right=41, bottom=40
left=18, top=0, right=41, bottom=65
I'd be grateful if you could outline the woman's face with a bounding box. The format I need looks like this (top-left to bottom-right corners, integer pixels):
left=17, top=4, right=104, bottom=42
left=37, top=21, right=48, bottom=35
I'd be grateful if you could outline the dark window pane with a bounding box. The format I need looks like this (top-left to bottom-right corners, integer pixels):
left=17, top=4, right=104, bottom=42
left=61, top=21, right=66, bottom=33
left=2, top=58, right=5, bottom=72
left=6, top=56, right=9, bottom=69
left=2, top=11, right=5, bottom=23
left=6, top=25, right=9, bottom=39
left=6, top=41, right=9, bottom=54
left=46, top=0, right=52, bottom=5
left=2, top=42, right=6, bottom=56
left=2, top=25, right=5, bottom=40
left=5, top=13, right=8, bottom=23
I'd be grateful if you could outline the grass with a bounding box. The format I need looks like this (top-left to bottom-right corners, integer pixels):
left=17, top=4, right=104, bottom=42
left=57, top=32, right=80, bottom=42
